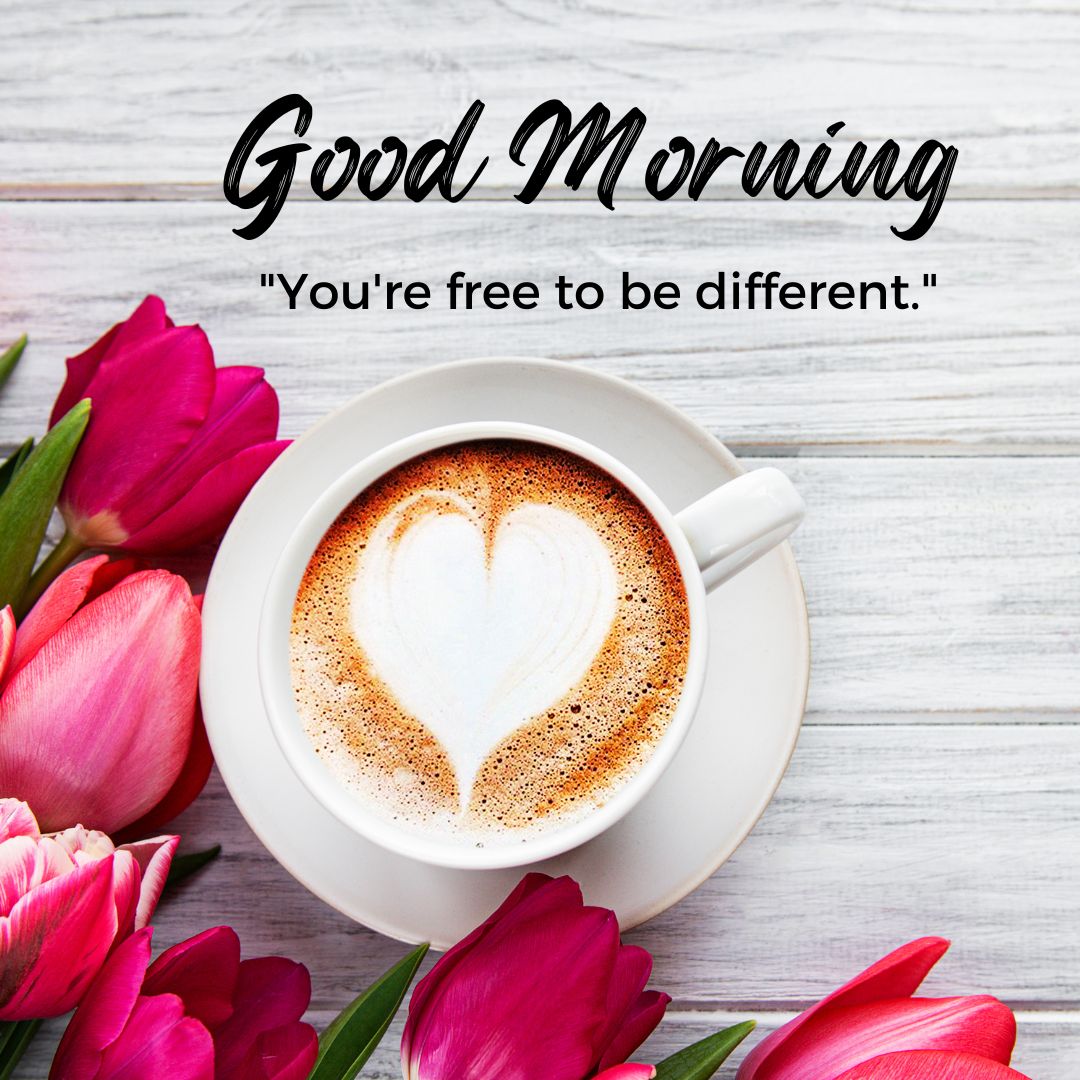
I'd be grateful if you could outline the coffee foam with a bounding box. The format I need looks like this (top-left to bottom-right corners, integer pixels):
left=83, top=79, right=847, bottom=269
left=290, top=439, right=690, bottom=847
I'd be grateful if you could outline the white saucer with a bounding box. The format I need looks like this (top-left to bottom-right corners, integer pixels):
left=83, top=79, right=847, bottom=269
left=200, top=358, right=809, bottom=948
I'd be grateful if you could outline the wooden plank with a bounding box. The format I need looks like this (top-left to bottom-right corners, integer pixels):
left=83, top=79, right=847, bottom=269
left=19, top=1011, right=1080, bottom=1079
left=773, top=455, right=1080, bottom=714
left=69, top=727, right=1080, bottom=1004
left=3, top=461, right=1078, bottom=713
left=1, top=199, right=1078, bottom=451
left=14, top=455, right=1080, bottom=717
left=17, top=721, right=1080, bottom=1075
left=2, top=1, right=1078, bottom=194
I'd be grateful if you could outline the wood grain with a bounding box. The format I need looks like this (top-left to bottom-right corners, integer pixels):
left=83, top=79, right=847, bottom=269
left=18, top=726, right=1080, bottom=1075
left=2, top=0, right=1078, bottom=195
left=6, top=454, right=1078, bottom=718
left=1, top=199, right=1078, bottom=452
left=156, top=728, right=1080, bottom=1006
left=777, top=455, right=1080, bottom=714
left=4, top=200, right=1080, bottom=713
left=20, top=1011, right=1080, bottom=1079
left=5, top=1, right=1079, bottom=1075
left=22, top=1010, right=1076, bottom=1079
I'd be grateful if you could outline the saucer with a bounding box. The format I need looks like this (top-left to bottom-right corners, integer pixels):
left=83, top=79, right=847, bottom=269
left=200, top=358, right=809, bottom=948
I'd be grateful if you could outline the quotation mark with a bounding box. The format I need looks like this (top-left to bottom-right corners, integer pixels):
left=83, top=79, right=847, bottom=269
left=923, top=273, right=937, bottom=288
left=260, top=273, right=276, bottom=288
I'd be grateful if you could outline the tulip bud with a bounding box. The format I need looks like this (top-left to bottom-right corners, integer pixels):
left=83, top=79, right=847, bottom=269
left=736, top=938, right=1029, bottom=1080
left=0, top=798, right=176, bottom=1021
left=51, top=925, right=317, bottom=1080
left=0, top=556, right=205, bottom=834
left=401, top=874, right=670, bottom=1080
left=50, top=295, right=288, bottom=557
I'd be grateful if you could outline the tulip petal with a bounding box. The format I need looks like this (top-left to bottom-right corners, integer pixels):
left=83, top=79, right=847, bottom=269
left=240, top=1022, right=319, bottom=1080
left=746, top=996, right=1017, bottom=1080
left=737, top=938, right=950, bottom=1080
left=121, top=439, right=289, bottom=553
left=119, top=834, right=180, bottom=931
left=0, top=835, right=76, bottom=916
left=406, top=877, right=621, bottom=1080
left=0, top=569, right=200, bottom=833
left=9, top=556, right=141, bottom=681
left=202, top=367, right=281, bottom=444
left=592, top=945, right=661, bottom=1069
left=7, top=555, right=115, bottom=678
left=51, top=322, right=123, bottom=426
left=0, top=798, right=39, bottom=843
left=836, top=1050, right=1032, bottom=1079
left=602, top=946, right=653, bottom=1029
left=50, top=928, right=152, bottom=1080
left=597, top=990, right=672, bottom=1073
left=108, top=849, right=144, bottom=944
left=95, top=991, right=215, bottom=1080
left=50, top=297, right=172, bottom=426
left=403, top=870, right=561, bottom=1068
left=595, top=1067, right=657, bottom=1080
left=144, top=925, right=241, bottom=1030
left=59, top=320, right=217, bottom=532
left=120, top=708, right=213, bottom=838
left=213, top=957, right=312, bottom=1078
left=0, top=837, right=40, bottom=917
left=121, top=366, right=282, bottom=531
left=404, top=871, right=556, bottom=1051
left=0, top=607, right=14, bottom=683
left=0, top=853, right=119, bottom=1019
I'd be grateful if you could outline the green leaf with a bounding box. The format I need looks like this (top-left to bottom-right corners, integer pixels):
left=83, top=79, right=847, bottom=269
left=654, top=1020, right=756, bottom=1080
left=0, top=335, right=27, bottom=391
left=166, top=844, right=222, bottom=888
left=0, top=438, right=33, bottom=498
left=0, top=1019, right=41, bottom=1080
left=0, top=399, right=89, bottom=612
left=311, top=942, right=429, bottom=1080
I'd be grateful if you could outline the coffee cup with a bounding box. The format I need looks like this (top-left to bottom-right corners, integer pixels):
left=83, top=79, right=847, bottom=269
left=259, top=421, right=804, bottom=870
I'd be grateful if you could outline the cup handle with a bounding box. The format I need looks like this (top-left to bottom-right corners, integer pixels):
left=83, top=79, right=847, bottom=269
left=675, top=467, right=805, bottom=593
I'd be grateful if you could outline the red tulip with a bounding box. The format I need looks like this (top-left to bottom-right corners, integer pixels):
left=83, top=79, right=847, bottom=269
left=0, top=798, right=177, bottom=1020
left=49, top=295, right=288, bottom=556
left=0, top=555, right=206, bottom=834
left=401, top=874, right=670, bottom=1080
left=736, top=938, right=1030, bottom=1080
left=51, top=925, right=318, bottom=1080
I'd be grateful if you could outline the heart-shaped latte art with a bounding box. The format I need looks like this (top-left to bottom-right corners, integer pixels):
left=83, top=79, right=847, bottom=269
left=350, top=492, right=618, bottom=811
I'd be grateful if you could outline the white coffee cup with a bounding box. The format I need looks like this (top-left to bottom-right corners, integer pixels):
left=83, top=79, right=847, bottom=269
left=258, top=421, right=804, bottom=870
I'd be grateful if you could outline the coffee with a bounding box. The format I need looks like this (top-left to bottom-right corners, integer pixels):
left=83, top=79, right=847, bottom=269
left=290, top=439, right=690, bottom=848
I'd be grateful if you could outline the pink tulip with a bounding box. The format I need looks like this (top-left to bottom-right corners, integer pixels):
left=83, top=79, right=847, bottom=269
left=51, top=925, right=318, bottom=1080
left=401, top=874, right=670, bottom=1080
left=50, top=295, right=288, bottom=556
left=0, top=798, right=177, bottom=1020
left=0, top=555, right=205, bottom=834
left=736, top=938, right=1031, bottom=1080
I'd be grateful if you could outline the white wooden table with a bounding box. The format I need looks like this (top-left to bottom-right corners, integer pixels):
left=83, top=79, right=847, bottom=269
left=3, top=3, right=1078, bottom=1076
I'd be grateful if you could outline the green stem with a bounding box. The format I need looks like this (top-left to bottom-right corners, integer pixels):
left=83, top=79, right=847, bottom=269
left=16, top=530, right=86, bottom=619
left=0, top=1019, right=41, bottom=1080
